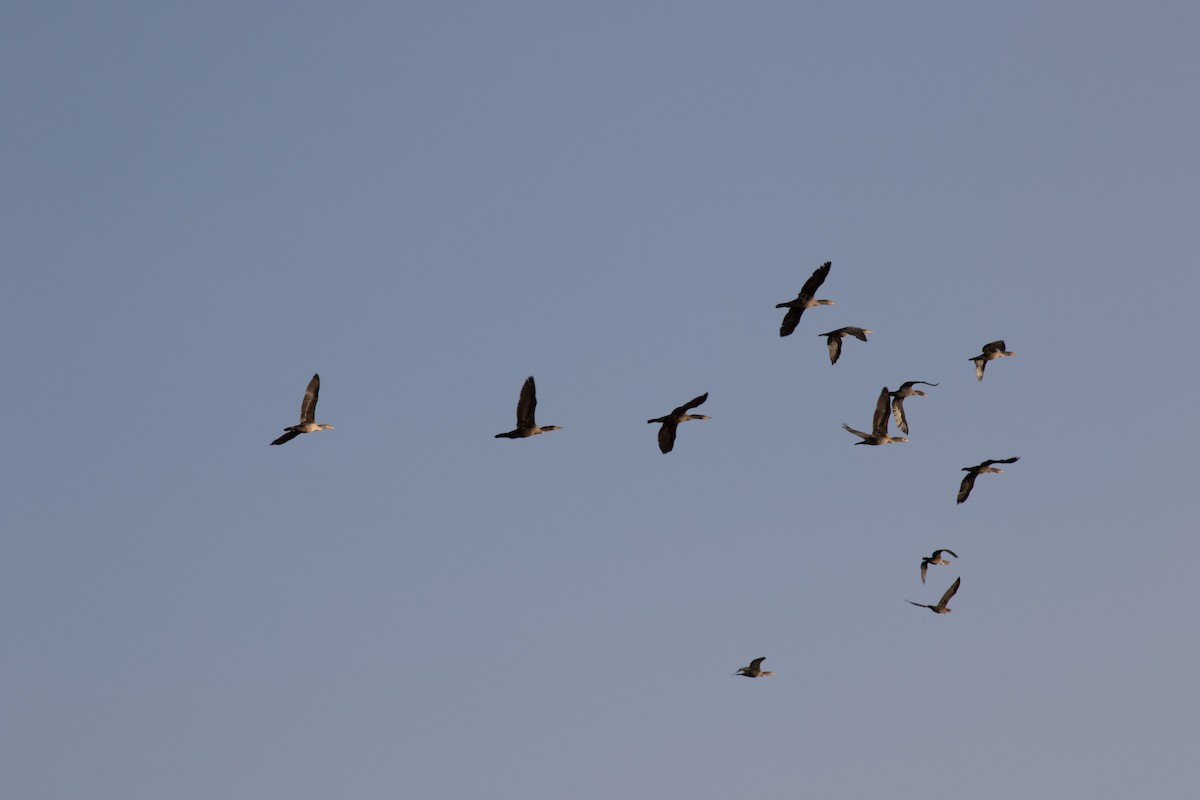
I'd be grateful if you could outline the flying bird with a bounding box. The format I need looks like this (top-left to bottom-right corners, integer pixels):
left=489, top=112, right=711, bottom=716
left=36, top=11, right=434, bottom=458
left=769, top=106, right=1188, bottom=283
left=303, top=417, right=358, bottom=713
left=735, top=657, right=775, bottom=678
left=494, top=376, right=562, bottom=439
left=889, top=381, right=939, bottom=435
left=908, top=577, right=961, bottom=614
left=647, top=392, right=710, bottom=454
left=970, top=340, right=1017, bottom=381
left=819, top=326, right=872, bottom=365
left=957, top=457, right=1020, bottom=504
left=843, top=387, right=908, bottom=445
left=920, top=549, right=959, bottom=584
left=270, top=374, right=334, bottom=446
left=775, top=261, right=834, bottom=336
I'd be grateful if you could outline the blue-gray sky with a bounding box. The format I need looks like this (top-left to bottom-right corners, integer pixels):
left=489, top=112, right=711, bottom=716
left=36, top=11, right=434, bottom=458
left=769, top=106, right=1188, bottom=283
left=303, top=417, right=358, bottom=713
left=3, top=3, right=1198, bottom=798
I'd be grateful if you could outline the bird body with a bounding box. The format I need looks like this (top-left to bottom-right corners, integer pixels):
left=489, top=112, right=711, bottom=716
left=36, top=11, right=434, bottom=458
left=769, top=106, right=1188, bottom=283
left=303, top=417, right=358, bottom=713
left=819, top=326, right=872, bottom=365
left=271, top=374, right=334, bottom=446
left=888, top=381, right=938, bottom=435
left=776, top=261, right=833, bottom=336
left=647, top=392, right=710, bottom=453
left=908, top=577, right=961, bottom=614
left=843, top=387, right=909, bottom=445
left=957, top=457, right=1020, bottom=504
left=495, top=376, right=561, bottom=439
left=920, top=549, right=959, bottom=584
left=970, top=340, right=1016, bottom=381
left=735, top=657, right=775, bottom=678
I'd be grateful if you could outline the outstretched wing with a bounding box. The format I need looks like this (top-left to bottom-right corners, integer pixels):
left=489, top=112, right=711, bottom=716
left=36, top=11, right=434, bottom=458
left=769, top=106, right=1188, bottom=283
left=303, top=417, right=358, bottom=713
left=938, top=577, right=961, bottom=609
left=672, top=393, right=709, bottom=416
left=871, top=387, right=891, bottom=436
left=957, top=472, right=978, bottom=504
left=891, top=396, right=909, bottom=434
left=748, top=657, right=766, bottom=671
left=516, top=376, right=537, bottom=428
left=932, top=549, right=959, bottom=560
left=920, top=560, right=928, bottom=584
left=842, top=423, right=870, bottom=439
left=827, top=334, right=843, bottom=364
left=982, top=340, right=1007, bottom=354
left=844, top=327, right=870, bottom=342
left=799, top=261, right=831, bottom=298
left=271, top=429, right=301, bottom=446
left=657, top=421, right=679, bottom=454
left=779, top=305, right=803, bottom=337
left=899, top=380, right=939, bottom=392
left=300, top=374, right=320, bottom=424
left=973, top=357, right=986, bottom=381
left=981, top=456, right=1020, bottom=469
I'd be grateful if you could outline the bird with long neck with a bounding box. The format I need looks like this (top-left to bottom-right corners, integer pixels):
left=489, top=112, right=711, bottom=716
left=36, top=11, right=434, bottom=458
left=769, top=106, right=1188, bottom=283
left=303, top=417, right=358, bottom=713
left=495, top=376, right=562, bottom=439
left=647, top=392, right=710, bottom=453
left=970, top=340, right=1016, bottom=381
left=271, top=373, right=334, bottom=446
left=907, top=577, right=961, bottom=614
left=735, top=657, right=775, bottom=678
left=843, top=387, right=909, bottom=445
left=776, top=261, right=834, bottom=336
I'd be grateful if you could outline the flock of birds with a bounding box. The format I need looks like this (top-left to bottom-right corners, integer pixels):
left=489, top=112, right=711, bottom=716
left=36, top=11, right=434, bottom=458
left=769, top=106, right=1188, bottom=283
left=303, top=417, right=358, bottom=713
left=269, top=260, right=1021, bottom=678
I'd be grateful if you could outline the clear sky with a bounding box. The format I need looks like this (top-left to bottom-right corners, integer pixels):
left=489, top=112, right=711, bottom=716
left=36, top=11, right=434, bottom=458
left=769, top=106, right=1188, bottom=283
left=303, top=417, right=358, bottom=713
left=3, top=2, right=1198, bottom=798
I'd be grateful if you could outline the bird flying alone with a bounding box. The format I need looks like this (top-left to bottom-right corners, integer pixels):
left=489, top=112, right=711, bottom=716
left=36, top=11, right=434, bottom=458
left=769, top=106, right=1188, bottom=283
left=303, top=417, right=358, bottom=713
left=843, top=386, right=908, bottom=445
left=735, top=657, right=775, bottom=678
left=819, top=326, right=871, bottom=365
left=271, top=373, right=334, bottom=445
left=970, top=340, right=1016, bottom=381
left=776, top=261, right=833, bottom=336
left=647, top=392, right=710, bottom=454
left=494, top=376, right=562, bottom=439
left=889, top=381, right=938, bottom=435
left=920, top=549, right=959, bottom=584
left=908, top=577, right=961, bottom=614
left=957, top=457, right=1020, bottom=504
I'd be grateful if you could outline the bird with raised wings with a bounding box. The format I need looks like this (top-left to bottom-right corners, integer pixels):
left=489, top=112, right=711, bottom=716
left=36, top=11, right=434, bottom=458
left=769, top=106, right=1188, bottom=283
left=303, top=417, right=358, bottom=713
left=647, top=392, right=710, bottom=454
left=735, top=657, right=775, bottom=678
left=775, top=261, right=834, bottom=336
left=270, top=374, right=334, bottom=446
left=908, top=577, right=961, bottom=614
left=494, top=376, right=562, bottom=439
left=888, top=381, right=938, bottom=435
left=819, top=326, right=872, bottom=365
left=843, top=387, right=908, bottom=445
left=920, top=549, right=959, bottom=584
left=970, top=340, right=1016, bottom=381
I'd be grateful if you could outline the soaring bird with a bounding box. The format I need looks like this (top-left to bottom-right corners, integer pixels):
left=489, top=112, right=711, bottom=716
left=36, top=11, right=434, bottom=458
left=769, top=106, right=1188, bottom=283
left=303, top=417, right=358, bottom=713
left=920, top=549, right=959, bottom=584
left=494, top=376, right=561, bottom=439
left=957, top=457, right=1020, bottom=504
left=889, top=381, right=939, bottom=435
left=270, top=374, right=334, bottom=446
left=647, top=392, right=710, bottom=454
left=735, top=657, right=775, bottom=678
left=970, top=340, right=1016, bottom=381
left=819, top=326, right=872, bottom=365
left=908, top=577, right=961, bottom=614
left=843, top=387, right=908, bottom=445
left=775, top=261, right=833, bottom=336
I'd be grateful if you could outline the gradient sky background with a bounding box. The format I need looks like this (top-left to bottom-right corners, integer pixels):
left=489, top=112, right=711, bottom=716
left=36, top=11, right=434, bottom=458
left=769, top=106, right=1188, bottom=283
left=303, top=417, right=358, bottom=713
left=3, top=3, right=1198, bottom=798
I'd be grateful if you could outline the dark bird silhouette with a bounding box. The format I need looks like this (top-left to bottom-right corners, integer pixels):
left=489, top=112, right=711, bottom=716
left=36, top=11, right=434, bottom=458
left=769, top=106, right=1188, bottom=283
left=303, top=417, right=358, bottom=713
left=889, top=381, right=939, bottom=435
left=970, top=340, right=1016, bottom=381
left=819, top=326, right=872, bottom=365
left=271, top=374, right=334, bottom=445
left=775, top=261, right=833, bottom=336
left=647, top=392, right=710, bottom=454
left=843, top=387, right=908, bottom=445
left=494, top=376, right=562, bottom=439
left=920, top=549, right=959, bottom=584
left=957, top=457, right=1020, bottom=504
left=908, top=577, right=961, bottom=614
left=735, top=657, right=775, bottom=678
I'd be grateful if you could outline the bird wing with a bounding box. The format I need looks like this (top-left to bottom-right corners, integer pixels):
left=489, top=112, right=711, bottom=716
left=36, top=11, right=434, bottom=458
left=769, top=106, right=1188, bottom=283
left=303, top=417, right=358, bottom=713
left=799, top=261, right=831, bottom=298
left=657, top=421, right=679, bottom=454
left=827, top=334, right=842, bottom=364
left=845, top=327, right=870, bottom=342
left=748, top=657, right=766, bottom=671
left=973, top=357, right=986, bottom=381
left=271, top=430, right=301, bottom=446
left=907, top=600, right=932, bottom=609
left=871, top=387, right=891, bottom=436
left=516, top=376, right=537, bottom=428
left=982, top=340, right=1006, bottom=354
left=933, top=549, right=959, bottom=560
left=956, top=472, right=978, bottom=504
left=938, top=577, right=961, bottom=609
left=899, top=380, right=939, bottom=392
left=300, top=374, right=320, bottom=424
left=981, top=456, right=1020, bottom=468
left=779, top=305, right=803, bottom=337
left=673, top=393, right=709, bottom=415
left=891, top=396, right=909, bottom=434
left=842, top=423, right=870, bottom=439
left=920, top=560, right=928, bottom=584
